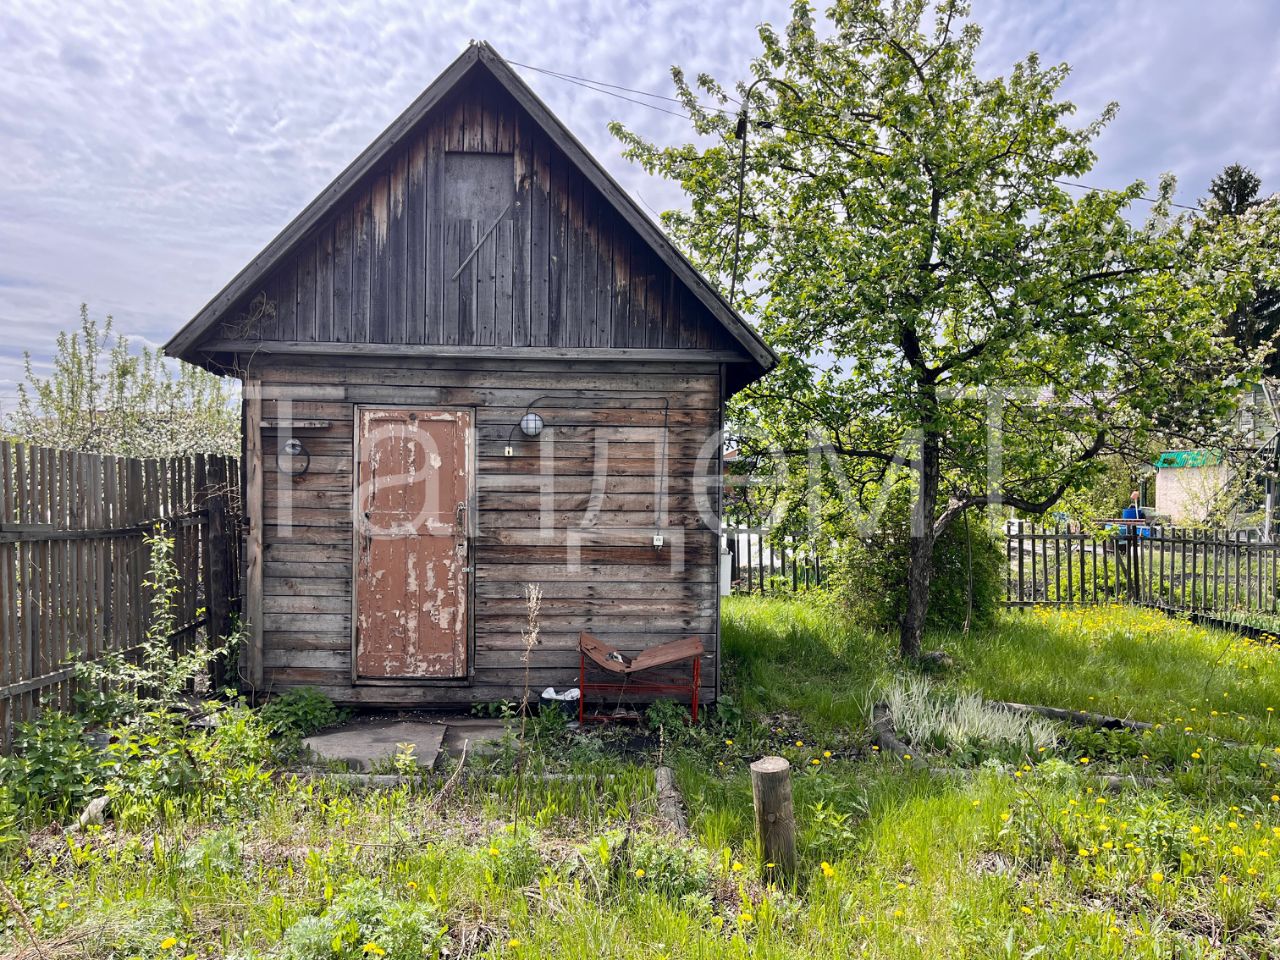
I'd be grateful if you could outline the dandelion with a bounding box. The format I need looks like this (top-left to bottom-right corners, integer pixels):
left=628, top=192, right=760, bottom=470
left=1001, top=812, right=1011, bottom=822
left=1020, top=906, right=1033, bottom=915
left=507, top=938, right=521, bottom=949
left=1191, top=752, right=1201, bottom=760
left=821, top=861, right=835, bottom=878
left=731, top=861, right=744, bottom=872
left=489, top=846, right=500, bottom=856
left=903, top=753, right=912, bottom=760
left=160, top=939, right=178, bottom=951
left=725, top=739, right=734, bottom=746
left=795, top=740, right=804, bottom=747
left=823, top=751, right=832, bottom=758
left=1079, top=757, right=1090, bottom=765
left=972, top=800, right=981, bottom=807
left=635, top=868, right=646, bottom=878
left=811, top=758, right=821, bottom=766
left=406, top=881, right=417, bottom=890
left=739, top=912, right=754, bottom=924
left=893, top=909, right=904, bottom=919
left=57, top=902, right=69, bottom=909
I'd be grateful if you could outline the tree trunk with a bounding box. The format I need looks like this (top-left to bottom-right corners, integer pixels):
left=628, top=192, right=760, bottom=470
left=900, top=429, right=941, bottom=659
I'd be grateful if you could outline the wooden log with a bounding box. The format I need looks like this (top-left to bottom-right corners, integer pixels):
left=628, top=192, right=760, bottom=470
left=749, top=756, right=796, bottom=878
left=654, top=765, right=688, bottom=837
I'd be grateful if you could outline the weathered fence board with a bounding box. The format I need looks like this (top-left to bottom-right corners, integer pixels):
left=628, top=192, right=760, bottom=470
left=0, top=441, right=241, bottom=749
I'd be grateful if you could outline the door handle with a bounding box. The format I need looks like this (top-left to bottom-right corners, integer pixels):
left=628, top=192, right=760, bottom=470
left=455, top=501, right=468, bottom=533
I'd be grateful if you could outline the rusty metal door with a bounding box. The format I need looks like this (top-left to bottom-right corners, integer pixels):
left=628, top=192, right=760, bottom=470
left=354, top=408, right=472, bottom=679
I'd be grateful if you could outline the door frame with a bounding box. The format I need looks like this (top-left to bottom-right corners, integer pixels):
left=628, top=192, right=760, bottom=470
left=349, top=404, right=476, bottom=686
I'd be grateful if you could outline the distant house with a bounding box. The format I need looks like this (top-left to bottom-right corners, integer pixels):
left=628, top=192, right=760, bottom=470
left=1153, top=382, right=1280, bottom=529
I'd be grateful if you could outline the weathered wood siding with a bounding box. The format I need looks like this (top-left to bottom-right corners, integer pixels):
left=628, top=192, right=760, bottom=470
left=213, top=74, right=742, bottom=357
left=255, top=356, right=722, bottom=705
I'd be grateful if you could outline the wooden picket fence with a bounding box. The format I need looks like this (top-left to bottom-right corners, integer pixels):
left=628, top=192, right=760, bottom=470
left=0, top=442, right=241, bottom=749
left=1005, top=519, right=1280, bottom=614
left=725, top=528, right=824, bottom=594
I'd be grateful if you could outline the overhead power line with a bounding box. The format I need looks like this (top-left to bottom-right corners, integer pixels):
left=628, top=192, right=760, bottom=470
left=508, top=59, right=1206, bottom=213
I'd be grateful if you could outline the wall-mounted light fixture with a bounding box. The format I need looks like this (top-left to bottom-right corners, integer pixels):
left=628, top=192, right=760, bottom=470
left=506, top=403, right=547, bottom=456
left=277, top=437, right=310, bottom=476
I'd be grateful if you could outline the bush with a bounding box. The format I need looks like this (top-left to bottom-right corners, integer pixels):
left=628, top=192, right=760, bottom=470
left=0, top=711, right=104, bottom=819
left=260, top=687, right=341, bottom=739
left=279, top=878, right=445, bottom=960
left=825, top=498, right=1004, bottom=633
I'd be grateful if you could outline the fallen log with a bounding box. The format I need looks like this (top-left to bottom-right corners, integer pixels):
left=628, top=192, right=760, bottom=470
left=654, top=766, right=688, bottom=837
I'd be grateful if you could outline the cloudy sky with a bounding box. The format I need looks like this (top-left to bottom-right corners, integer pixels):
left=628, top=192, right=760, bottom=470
left=1, top=0, right=1278, bottom=411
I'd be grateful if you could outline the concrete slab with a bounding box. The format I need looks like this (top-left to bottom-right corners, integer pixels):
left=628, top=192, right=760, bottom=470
left=303, top=721, right=447, bottom=772
left=440, top=717, right=511, bottom=757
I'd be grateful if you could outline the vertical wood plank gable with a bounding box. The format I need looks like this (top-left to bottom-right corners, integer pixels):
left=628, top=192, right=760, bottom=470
left=408, top=136, right=428, bottom=344
left=209, top=81, right=753, bottom=365
left=316, top=224, right=334, bottom=341
left=369, top=173, right=391, bottom=342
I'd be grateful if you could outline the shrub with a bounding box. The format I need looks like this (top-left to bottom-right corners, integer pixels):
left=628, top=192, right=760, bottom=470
left=825, top=495, right=1004, bottom=633
left=279, top=878, right=445, bottom=960
left=260, top=687, right=341, bottom=739
left=74, top=533, right=245, bottom=727
left=0, top=711, right=105, bottom=819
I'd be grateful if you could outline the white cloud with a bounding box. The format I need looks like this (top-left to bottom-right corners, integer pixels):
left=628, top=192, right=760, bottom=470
left=1, top=0, right=1277, bottom=400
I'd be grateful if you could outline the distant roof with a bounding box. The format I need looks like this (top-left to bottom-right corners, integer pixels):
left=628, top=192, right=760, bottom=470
left=1154, top=450, right=1224, bottom=469
left=163, top=41, right=777, bottom=384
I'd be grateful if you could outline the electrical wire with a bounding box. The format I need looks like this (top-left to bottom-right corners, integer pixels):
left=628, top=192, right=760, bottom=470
left=508, top=58, right=1207, bottom=213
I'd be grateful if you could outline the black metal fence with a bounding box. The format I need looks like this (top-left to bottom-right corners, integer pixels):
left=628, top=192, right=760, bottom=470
left=1004, top=519, right=1280, bottom=614
left=724, top=528, right=824, bottom=595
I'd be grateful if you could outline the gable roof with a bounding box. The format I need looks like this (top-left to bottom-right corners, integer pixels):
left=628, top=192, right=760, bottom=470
left=164, top=41, right=776, bottom=382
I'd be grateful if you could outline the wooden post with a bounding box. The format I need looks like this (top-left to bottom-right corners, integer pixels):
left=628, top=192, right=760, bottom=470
left=243, top=379, right=264, bottom=692
left=750, top=756, right=796, bottom=878
left=202, top=456, right=234, bottom=689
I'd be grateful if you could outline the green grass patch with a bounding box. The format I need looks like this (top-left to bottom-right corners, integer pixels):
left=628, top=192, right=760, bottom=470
left=7, top=599, right=1280, bottom=957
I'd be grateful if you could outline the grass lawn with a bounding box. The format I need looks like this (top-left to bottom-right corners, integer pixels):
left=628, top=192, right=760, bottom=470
left=7, top=600, right=1280, bottom=958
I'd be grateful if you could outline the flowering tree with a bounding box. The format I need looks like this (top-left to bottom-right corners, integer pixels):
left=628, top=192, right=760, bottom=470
left=614, top=0, right=1272, bottom=658
left=6, top=305, right=238, bottom=458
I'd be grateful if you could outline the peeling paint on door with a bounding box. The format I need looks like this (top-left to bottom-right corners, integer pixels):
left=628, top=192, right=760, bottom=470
left=355, top=408, right=471, bottom=679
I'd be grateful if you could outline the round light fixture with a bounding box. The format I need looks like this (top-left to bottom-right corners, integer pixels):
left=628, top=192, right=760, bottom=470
left=277, top=437, right=310, bottom=476
left=519, top=411, right=544, bottom=438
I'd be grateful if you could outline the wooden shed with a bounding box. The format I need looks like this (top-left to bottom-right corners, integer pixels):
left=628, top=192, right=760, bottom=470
left=164, top=42, right=776, bottom=708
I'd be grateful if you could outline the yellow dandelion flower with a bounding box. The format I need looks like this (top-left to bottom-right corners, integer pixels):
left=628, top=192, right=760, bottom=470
left=823, top=751, right=832, bottom=758
left=1151, top=871, right=1164, bottom=884
left=635, top=868, right=646, bottom=878
left=739, top=912, right=754, bottom=924
left=795, top=740, right=804, bottom=747
left=1020, top=906, right=1033, bottom=914
left=820, top=861, right=835, bottom=877
left=1079, top=757, right=1090, bottom=765
left=731, top=861, right=744, bottom=872
left=811, top=758, right=821, bottom=766
left=507, top=938, right=521, bottom=949
left=160, top=938, right=178, bottom=951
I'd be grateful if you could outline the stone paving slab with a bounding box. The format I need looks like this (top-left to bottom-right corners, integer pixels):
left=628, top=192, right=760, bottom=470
left=303, top=720, right=446, bottom=772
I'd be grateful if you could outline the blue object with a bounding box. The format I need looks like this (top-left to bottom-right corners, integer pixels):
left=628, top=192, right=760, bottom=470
left=1119, top=504, right=1151, bottom=537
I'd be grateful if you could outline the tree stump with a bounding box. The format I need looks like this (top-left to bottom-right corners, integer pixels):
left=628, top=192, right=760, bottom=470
left=750, top=756, right=796, bottom=878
